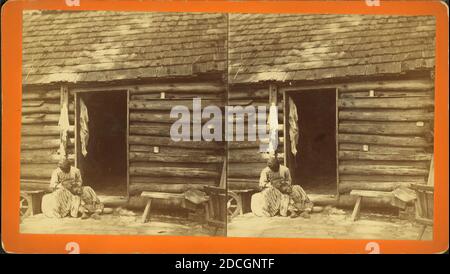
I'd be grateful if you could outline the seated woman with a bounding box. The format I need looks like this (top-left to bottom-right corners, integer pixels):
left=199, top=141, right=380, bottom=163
left=251, top=155, right=314, bottom=218
left=42, top=159, right=104, bottom=219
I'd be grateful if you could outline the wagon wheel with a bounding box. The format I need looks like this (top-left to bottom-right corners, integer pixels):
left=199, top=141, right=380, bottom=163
left=227, top=191, right=242, bottom=219
left=20, top=192, right=32, bottom=218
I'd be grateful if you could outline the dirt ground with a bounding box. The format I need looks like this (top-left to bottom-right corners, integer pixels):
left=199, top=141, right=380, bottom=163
left=20, top=211, right=219, bottom=236
left=227, top=209, right=433, bottom=240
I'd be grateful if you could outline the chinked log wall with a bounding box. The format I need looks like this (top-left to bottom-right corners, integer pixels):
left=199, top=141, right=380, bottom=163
left=20, top=86, right=75, bottom=190
left=21, top=80, right=226, bottom=195
left=228, top=76, right=434, bottom=194
left=128, top=81, right=226, bottom=195
left=337, top=78, right=434, bottom=194
left=228, top=84, right=285, bottom=190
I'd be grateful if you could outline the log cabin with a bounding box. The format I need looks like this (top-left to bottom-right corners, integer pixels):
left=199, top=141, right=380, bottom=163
left=228, top=14, right=436, bottom=207
left=21, top=10, right=227, bottom=209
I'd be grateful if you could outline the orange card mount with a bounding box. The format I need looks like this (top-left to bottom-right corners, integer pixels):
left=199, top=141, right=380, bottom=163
left=2, top=0, right=449, bottom=254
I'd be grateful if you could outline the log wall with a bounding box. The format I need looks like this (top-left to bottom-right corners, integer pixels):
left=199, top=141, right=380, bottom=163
left=228, top=76, right=435, bottom=194
left=20, top=86, right=75, bottom=190
left=228, top=85, right=285, bottom=190
left=336, top=78, right=434, bottom=193
left=128, top=80, right=226, bottom=195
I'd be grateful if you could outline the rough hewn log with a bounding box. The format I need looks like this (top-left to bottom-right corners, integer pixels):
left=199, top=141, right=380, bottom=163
left=130, top=176, right=215, bottom=185
left=338, top=151, right=432, bottom=161
left=22, top=102, right=74, bottom=114
left=130, top=166, right=218, bottom=178
left=129, top=99, right=223, bottom=111
left=339, top=109, right=434, bottom=121
left=20, top=181, right=49, bottom=191
left=129, top=145, right=222, bottom=154
left=21, top=164, right=55, bottom=179
left=130, top=82, right=225, bottom=94
left=228, top=149, right=284, bottom=163
left=129, top=124, right=172, bottom=137
left=337, top=79, right=434, bottom=92
left=338, top=181, right=413, bottom=193
left=22, top=113, right=74, bottom=124
left=21, top=125, right=74, bottom=136
left=339, top=143, right=430, bottom=154
left=21, top=152, right=74, bottom=164
left=130, top=112, right=219, bottom=124
left=338, top=134, right=430, bottom=147
left=339, top=97, right=434, bottom=109
left=131, top=93, right=223, bottom=100
left=339, top=174, right=427, bottom=183
left=129, top=135, right=223, bottom=149
left=340, top=90, right=433, bottom=98
left=21, top=138, right=74, bottom=150
left=228, top=89, right=269, bottom=100
left=22, top=90, right=60, bottom=100
left=228, top=180, right=259, bottom=190
left=339, top=122, right=431, bottom=136
left=339, top=164, right=429, bottom=176
left=128, top=183, right=213, bottom=195
left=130, top=152, right=223, bottom=163
left=228, top=163, right=266, bottom=178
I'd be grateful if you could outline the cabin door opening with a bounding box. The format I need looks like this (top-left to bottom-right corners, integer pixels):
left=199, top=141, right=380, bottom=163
left=76, top=90, right=128, bottom=196
left=286, top=89, right=337, bottom=195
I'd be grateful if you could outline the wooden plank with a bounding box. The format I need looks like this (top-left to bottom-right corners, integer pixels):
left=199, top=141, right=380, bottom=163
left=339, top=164, right=429, bottom=176
left=129, top=166, right=218, bottom=178
left=351, top=196, right=362, bottom=221
left=339, top=109, right=434, bottom=121
left=129, top=124, right=172, bottom=137
left=338, top=97, right=434, bottom=109
left=131, top=92, right=223, bottom=100
left=141, top=192, right=184, bottom=199
left=20, top=164, right=55, bottom=179
left=350, top=190, right=393, bottom=198
left=130, top=112, right=216, bottom=124
left=336, top=88, right=340, bottom=197
left=338, top=181, right=413, bottom=193
left=338, top=121, right=431, bottom=136
left=338, top=134, right=430, bottom=147
left=140, top=199, right=152, bottom=223
left=129, top=152, right=223, bottom=163
left=338, top=151, right=432, bottom=161
left=21, top=138, right=60, bottom=150
left=22, top=113, right=73, bottom=124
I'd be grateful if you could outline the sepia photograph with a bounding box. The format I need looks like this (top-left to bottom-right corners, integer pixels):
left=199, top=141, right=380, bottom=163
left=18, top=9, right=437, bottom=241
left=20, top=10, right=227, bottom=236
left=226, top=13, right=436, bottom=240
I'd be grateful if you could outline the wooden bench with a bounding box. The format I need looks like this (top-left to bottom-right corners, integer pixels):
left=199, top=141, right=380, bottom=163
left=350, top=190, right=393, bottom=221
left=20, top=190, right=46, bottom=218
left=140, top=192, right=184, bottom=223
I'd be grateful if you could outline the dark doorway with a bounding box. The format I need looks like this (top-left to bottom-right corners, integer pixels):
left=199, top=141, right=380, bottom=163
left=77, top=91, right=127, bottom=196
left=289, top=90, right=337, bottom=195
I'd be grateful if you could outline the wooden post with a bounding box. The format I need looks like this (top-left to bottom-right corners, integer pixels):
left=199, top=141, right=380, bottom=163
left=59, top=85, right=69, bottom=158
left=126, top=89, right=130, bottom=198
left=336, top=88, right=340, bottom=199
left=351, top=196, right=362, bottom=221
left=141, top=199, right=152, bottom=223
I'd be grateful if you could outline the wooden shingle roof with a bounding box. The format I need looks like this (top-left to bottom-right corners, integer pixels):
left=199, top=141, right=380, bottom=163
left=229, top=14, right=436, bottom=84
left=23, top=11, right=227, bottom=85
